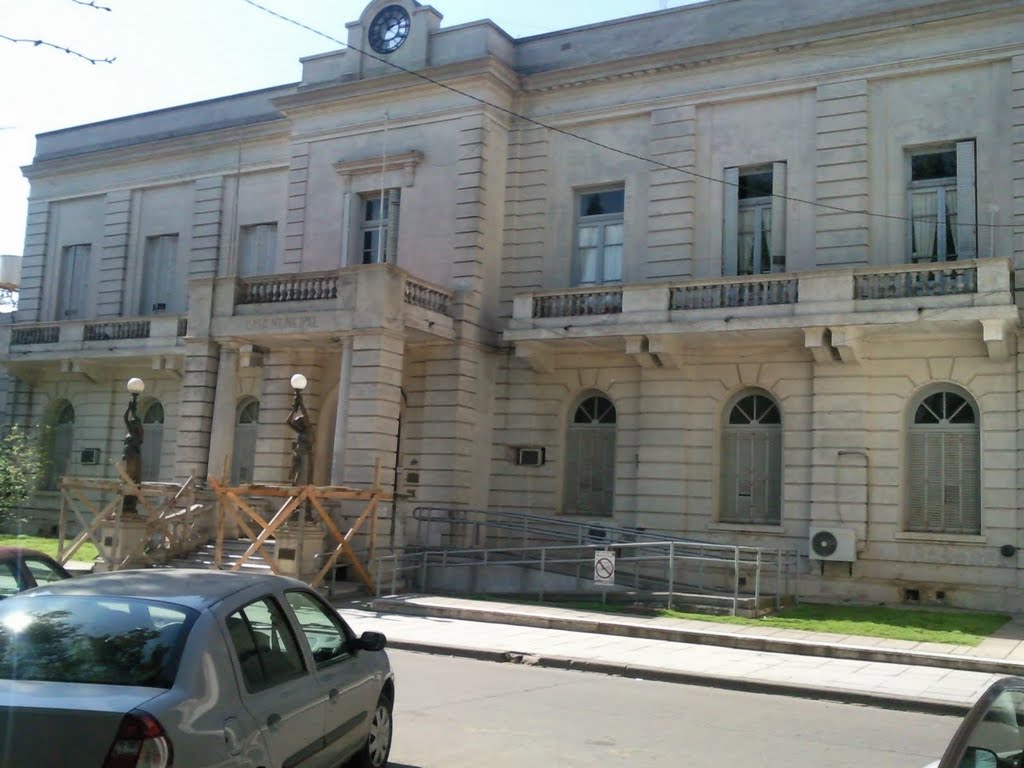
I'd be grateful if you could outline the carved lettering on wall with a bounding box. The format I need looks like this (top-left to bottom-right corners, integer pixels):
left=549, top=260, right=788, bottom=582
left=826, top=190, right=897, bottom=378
left=244, top=316, right=321, bottom=332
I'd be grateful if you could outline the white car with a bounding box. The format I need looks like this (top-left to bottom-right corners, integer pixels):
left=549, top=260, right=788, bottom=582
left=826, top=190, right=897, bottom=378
left=932, top=676, right=1024, bottom=768
left=0, top=569, right=394, bottom=768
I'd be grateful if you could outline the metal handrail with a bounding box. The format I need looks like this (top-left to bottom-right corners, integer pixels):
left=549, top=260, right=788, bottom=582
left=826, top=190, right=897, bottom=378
left=374, top=538, right=800, bottom=617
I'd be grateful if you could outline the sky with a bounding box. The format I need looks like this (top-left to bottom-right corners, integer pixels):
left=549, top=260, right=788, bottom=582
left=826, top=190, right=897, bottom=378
left=0, top=0, right=700, bottom=257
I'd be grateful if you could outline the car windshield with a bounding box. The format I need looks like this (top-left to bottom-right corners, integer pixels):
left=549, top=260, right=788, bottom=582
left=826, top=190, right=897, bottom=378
left=0, top=595, right=196, bottom=688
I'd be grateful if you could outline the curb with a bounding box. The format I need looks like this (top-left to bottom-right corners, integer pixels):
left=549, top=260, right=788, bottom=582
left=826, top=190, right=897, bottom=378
left=384, top=638, right=971, bottom=717
left=371, top=597, right=1024, bottom=678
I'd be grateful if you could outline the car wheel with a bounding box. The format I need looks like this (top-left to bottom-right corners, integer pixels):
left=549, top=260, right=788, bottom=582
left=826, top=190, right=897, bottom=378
left=350, top=692, right=393, bottom=768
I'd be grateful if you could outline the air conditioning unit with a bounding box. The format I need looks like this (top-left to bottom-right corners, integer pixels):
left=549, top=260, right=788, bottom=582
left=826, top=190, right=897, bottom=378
left=808, top=527, right=857, bottom=562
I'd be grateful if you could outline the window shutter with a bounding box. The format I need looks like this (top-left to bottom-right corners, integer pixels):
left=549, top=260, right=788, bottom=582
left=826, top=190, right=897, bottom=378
left=563, top=431, right=582, bottom=514
left=770, top=162, right=787, bottom=273
left=141, top=424, right=163, bottom=482
left=722, top=167, right=739, bottom=276
left=958, top=430, right=980, bottom=534
left=908, top=431, right=927, bottom=531
left=924, top=431, right=945, bottom=531
left=955, top=140, right=976, bottom=259
left=386, top=188, right=401, bottom=264
left=721, top=430, right=738, bottom=522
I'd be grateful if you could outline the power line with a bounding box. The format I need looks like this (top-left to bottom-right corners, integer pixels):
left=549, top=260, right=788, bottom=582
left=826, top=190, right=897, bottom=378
left=241, top=0, right=1017, bottom=230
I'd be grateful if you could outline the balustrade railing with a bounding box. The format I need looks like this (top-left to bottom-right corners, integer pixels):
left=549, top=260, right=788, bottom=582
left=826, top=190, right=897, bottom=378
left=237, top=271, right=338, bottom=305
left=854, top=262, right=977, bottom=299
left=533, top=288, right=623, bottom=318
left=404, top=279, right=452, bottom=316
left=83, top=320, right=151, bottom=341
left=11, top=325, right=59, bottom=345
left=670, top=276, right=798, bottom=310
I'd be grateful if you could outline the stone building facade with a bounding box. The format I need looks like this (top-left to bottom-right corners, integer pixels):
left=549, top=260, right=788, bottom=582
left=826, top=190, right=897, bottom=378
left=3, top=0, right=1024, bottom=609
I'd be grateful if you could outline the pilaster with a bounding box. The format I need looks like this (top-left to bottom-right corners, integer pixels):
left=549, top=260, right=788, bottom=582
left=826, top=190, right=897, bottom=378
left=647, top=105, right=696, bottom=280
left=815, top=80, right=870, bottom=266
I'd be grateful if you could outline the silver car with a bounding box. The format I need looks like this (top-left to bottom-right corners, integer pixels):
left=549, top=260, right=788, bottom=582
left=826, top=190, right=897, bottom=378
left=0, top=569, right=394, bottom=768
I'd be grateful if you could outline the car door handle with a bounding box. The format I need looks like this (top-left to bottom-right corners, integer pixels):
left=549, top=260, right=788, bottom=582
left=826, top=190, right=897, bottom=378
left=328, top=688, right=340, bottom=700
left=267, top=713, right=282, bottom=729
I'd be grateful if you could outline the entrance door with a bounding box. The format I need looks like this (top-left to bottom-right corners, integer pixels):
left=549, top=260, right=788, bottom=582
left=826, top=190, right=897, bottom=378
left=563, top=394, right=616, bottom=516
left=231, top=399, right=259, bottom=484
left=140, top=401, right=164, bottom=482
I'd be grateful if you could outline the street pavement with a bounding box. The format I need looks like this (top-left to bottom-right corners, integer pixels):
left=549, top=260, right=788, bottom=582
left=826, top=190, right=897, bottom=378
left=334, top=595, right=1024, bottom=715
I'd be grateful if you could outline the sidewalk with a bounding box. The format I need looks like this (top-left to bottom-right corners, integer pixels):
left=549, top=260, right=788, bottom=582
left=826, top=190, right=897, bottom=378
left=334, top=594, right=1024, bottom=715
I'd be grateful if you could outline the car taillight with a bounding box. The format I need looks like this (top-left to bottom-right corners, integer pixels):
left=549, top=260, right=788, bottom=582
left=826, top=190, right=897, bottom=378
left=103, top=710, right=173, bottom=768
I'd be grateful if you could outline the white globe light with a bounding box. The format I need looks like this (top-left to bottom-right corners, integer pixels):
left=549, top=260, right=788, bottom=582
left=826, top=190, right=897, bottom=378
left=127, top=377, right=145, bottom=394
left=290, top=373, right=308, bottom=391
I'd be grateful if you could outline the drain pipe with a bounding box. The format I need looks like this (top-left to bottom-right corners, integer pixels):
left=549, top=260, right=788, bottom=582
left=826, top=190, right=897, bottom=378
left=837, top=450, right=870, bottom=552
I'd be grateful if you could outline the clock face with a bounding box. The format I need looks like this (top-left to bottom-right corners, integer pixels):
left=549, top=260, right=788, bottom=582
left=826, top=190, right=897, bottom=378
left=368, top=5, right=411, bottom=54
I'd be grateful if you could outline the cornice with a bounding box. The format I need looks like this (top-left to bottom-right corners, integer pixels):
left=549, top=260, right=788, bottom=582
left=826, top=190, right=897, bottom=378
left=520, top=1, right=1022, bottom=95
left=272, top=57, right=521, bottom=115
left=23, top=119, right=290, bottom=181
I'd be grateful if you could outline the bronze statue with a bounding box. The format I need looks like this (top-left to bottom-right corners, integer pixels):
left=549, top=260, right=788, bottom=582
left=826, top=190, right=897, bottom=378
left=286, top=392, right=313, bottom=487
left=122, top=396, right=144, bottom=483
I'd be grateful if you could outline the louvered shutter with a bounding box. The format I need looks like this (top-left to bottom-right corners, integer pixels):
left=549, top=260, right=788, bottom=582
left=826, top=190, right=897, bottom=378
left=770, top=162, right=787, bottom=273
left=959, top=430, right=980, bottom=534
left=563, top=431, right=582, bottom=514
left=721, top=431, right=739, bottom=522
left=722, top=167, right=739, bottom=276
left=908, top=431, right=927, bottom=531
left=955, top=140, right=976, bottom=259
left=736, top=432, right=753, bottom=522
left=596, top=429, right=616, bottom=516
left=386, top=188, right=401, bottom=264
left=946, top=430, right=980, bottom=534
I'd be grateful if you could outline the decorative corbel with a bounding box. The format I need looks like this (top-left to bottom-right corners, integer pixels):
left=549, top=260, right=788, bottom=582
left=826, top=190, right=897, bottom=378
left=830, top=326, right=862, bottom=364
left=151, top=356, right=183, bottom=380
left=981, top=317, right=1017, bottom=361
left=625, top=336, right=658, bottom=369
left=60, top=358, right=97, bottom=383
left=515, top=341, right=554, bottom=374
left=803, top=327, right=834, bottom=363
left=648, top=335, right=683, bottom=369
left=239, top=344, right=266, bottom=369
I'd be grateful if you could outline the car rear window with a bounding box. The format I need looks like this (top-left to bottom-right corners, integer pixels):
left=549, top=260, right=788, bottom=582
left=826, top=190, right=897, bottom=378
left=0, top=595, right=196, bottom=687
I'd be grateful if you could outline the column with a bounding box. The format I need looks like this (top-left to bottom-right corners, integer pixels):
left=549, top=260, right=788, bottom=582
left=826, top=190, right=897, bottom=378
left=174, top=340, right=219, bottom=482
left=206, top=346, right=239, bottom=483
left=97, top=190, right=131, bottom=317
left=330, top=338, right=353, bottom=484
left=17, top=201, right=49, bottom=322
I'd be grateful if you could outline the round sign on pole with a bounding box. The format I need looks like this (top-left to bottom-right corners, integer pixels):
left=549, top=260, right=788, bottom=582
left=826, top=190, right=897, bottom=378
left=594, top=550, right=616, bottom=585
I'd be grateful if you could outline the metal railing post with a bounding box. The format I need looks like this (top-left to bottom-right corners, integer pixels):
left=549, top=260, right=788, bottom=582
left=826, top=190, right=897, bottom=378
left=539, top=547, right=546, bottom=602
left=391, top=555, right=398, bottom=596
left=699, top=545, right=705, bottom=591
left=753, top=549, right=762, bottom=615
left=776, top=548, right=782, bottom=609
left=420, top=551, right=428, bottom=593
left=575, top=528, right=583, bottom=586
left=732, top=546, right=740, bottom=616
left=667, top=542, right=675, bottom=611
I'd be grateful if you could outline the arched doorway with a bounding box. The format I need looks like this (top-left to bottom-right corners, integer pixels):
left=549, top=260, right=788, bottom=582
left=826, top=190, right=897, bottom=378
left=231, top=398, right=259, bottom=484
left=563, top=393, right=616, bottom=516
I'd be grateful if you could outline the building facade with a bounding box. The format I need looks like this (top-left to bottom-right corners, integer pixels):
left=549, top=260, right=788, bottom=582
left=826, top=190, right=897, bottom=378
left=3, top=0, right=1024, bottom=609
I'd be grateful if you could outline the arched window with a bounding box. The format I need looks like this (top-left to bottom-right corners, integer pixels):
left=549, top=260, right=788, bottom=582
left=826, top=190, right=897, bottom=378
left=563, top=394, right=616, bottom=516
left=44, top=401, right=75, bottom=490
left=231, top=398, right=260, bottom=484
left=721, top=391, right=782, bottom=525
left=140, top=401, right=164, bottom=482
left=908, top=388, right=980, bottom=534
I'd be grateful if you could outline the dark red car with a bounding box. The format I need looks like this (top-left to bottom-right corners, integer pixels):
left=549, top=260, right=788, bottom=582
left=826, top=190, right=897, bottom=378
left=0, top=548, right=71, bottom=598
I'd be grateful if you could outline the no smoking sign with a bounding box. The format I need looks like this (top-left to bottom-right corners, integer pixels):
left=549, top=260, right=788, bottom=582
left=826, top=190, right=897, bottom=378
left=594, top=550, right=616, bottom=586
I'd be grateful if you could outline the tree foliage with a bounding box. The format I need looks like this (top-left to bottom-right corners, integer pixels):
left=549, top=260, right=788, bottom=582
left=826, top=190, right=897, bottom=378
left=0, top=426, right=45, bottom=521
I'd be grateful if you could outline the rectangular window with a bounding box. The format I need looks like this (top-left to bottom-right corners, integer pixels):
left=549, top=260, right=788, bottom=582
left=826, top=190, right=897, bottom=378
left=238, top=223, right=278, bottom=277
left=140, top=234, right=180, bottom=315
left=573, top=187, right=624, bottom=286
left=56, top=244, right=90, bottom=320
left=360, top=189, right=400, bottom=264
left=723, top=162, right=787, bottom=276
left=227, top=598, right=306, bottom=693
left=907, top=141, right=976, bottom=263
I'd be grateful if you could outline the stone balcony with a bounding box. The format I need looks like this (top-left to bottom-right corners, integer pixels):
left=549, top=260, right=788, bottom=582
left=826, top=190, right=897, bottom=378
left=190, top=263, right=456, bottom=345
left=504, top=258, right=1019, bottom=369
left=2, top=313, right=188, bottom=376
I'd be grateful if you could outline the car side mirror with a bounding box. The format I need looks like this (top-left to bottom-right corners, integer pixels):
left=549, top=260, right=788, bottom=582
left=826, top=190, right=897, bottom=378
left=937, top=677, right=1024, bottom=768
left=357, top=631, right=387, bottom=652
left=960, top=747, right=998, bottom=768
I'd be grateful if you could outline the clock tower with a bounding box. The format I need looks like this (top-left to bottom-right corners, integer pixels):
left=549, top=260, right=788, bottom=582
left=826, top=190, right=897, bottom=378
left=346, top=0, right=442, bottom=79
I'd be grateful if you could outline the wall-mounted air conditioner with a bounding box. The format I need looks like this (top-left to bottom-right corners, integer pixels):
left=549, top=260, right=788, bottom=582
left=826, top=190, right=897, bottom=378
left=808, top=527, right=857, bottom=562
